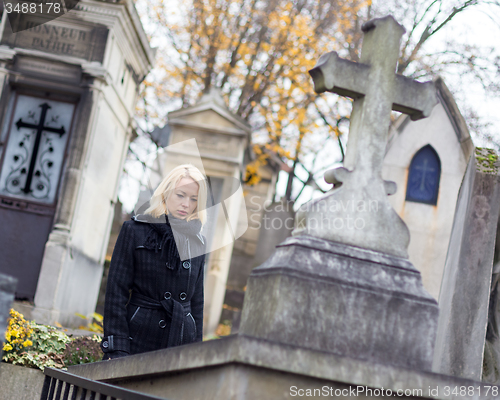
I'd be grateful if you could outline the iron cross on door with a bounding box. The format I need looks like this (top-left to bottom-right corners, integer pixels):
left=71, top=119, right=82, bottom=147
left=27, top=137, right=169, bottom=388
left=16, top=103, right=65, bottom=195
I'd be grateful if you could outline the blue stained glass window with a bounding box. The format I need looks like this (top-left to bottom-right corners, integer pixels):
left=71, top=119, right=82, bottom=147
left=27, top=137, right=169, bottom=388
left=405, top=145, right=441, bottom=205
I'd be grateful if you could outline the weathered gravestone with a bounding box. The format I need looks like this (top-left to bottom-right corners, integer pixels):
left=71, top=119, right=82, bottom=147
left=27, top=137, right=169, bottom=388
left=294, top=19, right=437, bottom=259
left=0, top=273, right=17, bottom=358
left=240, top=15, right=439, bottom=370
left=433, top=148, right=500, bottom=380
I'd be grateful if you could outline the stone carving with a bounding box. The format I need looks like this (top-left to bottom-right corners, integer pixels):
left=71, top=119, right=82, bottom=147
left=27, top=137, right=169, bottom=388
left=293, top=16, right=438, bottom=258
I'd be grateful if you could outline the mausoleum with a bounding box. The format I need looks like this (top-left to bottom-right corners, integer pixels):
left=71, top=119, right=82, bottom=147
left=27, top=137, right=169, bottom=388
left=0, top=0, right=153, bottom=327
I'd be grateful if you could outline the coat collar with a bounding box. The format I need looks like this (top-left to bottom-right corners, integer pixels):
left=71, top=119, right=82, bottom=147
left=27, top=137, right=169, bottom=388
left=132, top=214, right=205, bottom=245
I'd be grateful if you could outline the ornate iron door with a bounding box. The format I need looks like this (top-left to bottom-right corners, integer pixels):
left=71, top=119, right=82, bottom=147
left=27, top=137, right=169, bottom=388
left=0, top=94, right=75, bottom=300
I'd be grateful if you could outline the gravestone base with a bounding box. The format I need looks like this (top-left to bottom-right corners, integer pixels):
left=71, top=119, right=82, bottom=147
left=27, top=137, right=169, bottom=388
left=239, top=235, right=439, bottom=371
left=69, top=335, right=499, bottom=400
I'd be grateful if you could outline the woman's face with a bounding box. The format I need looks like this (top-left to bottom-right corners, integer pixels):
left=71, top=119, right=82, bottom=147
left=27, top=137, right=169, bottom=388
left=166, top=177, right=199, bottom=219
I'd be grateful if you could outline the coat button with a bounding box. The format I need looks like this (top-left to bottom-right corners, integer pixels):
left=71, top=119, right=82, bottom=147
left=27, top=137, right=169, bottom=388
left=179, top=292, right=187, bottom=301
left=102, top=341, right=109, bottom=349
left=182, top=261, right=191, bottom=269
left=159, top=320, right=166, bottom=328
left=164, top=292, right=171, bottom=300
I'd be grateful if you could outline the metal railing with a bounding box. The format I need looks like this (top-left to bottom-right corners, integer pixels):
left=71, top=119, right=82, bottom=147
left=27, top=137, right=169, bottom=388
left=40, top=367, right=167, bottom=400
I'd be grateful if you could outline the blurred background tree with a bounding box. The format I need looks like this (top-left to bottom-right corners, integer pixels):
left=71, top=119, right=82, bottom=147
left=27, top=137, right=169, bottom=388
left=124, top=0, right=500, bottom=209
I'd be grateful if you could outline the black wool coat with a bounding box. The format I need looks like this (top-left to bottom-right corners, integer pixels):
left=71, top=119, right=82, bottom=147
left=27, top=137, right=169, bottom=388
left=101, top=214, right=205, bottom=359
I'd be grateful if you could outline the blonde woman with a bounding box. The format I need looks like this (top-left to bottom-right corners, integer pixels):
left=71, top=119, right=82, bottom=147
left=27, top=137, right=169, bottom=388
left=101, top=164, right=207, bottom=360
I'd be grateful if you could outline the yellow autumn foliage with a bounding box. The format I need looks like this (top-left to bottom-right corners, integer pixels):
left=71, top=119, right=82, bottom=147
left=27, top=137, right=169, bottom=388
left=137, top=0, right=371, bottom=185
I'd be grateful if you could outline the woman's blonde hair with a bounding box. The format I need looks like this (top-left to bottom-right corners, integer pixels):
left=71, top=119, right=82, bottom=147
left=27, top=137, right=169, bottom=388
left=145, top=164, right=207, bottom=225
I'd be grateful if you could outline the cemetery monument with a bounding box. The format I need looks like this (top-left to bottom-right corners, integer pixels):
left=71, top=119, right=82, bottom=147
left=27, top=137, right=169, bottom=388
left=68, top=15, right=500, bottom=399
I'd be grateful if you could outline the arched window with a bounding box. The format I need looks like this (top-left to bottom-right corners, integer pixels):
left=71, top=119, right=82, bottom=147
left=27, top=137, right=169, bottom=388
left=405, top=145, right=441, bottom=205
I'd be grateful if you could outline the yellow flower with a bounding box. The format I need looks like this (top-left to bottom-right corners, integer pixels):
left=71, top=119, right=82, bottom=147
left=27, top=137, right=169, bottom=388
left=22, top=340, right=32, bottom=347
left=2, top=343, right=12, bottom=352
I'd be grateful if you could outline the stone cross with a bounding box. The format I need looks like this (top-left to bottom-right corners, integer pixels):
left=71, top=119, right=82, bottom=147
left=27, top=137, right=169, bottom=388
left=293, top=16, right=438, bottom=258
